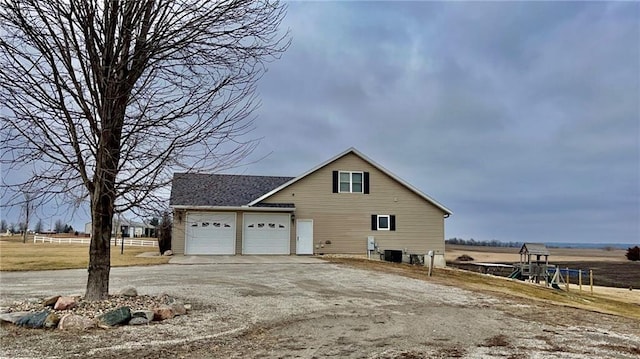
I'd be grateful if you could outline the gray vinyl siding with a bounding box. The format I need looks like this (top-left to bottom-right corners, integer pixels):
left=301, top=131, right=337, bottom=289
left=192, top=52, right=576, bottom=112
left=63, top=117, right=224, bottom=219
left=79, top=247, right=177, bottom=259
left=261, top=153, right=446, bottom=255
left=172, top=211, right=186, bottom=254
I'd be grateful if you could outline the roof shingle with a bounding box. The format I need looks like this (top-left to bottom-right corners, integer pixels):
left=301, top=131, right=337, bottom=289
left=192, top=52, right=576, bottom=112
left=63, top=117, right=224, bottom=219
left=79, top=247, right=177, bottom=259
left=170, top=173, right=294, bottom=207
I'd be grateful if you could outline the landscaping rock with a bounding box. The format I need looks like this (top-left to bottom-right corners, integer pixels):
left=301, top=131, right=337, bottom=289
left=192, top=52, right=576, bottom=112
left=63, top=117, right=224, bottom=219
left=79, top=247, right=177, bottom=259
left=128, top=316, right=151, bottom=325
left=184, top=304, right=192, bottom=311
left=171, top=303, right=187, bottom=316
left=119, top=286, right=138, bottom=297
left=42, top=296, right=61, bottom=308
left=15, top=310, right=50, bottom=328
left=58, top=314, right=95, bottom=330
left=163, top=250, right=173, bottom=256
left=44, top=313, right=60, bottom=329
left=96, top=307, right=131, bottom=328
left=54, top=296, right=77, bottom=310
left=152, top=306, right=175, bottom=321
left=131, top=310, right=154, bottom=322
left=0, top=311, right=31, bottom=324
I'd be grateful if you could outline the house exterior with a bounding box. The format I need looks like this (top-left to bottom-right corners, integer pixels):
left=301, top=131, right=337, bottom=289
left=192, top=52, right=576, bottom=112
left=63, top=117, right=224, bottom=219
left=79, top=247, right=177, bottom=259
left=84, top=218, right=157, bottom=238
left=170, top=148, right=452, bottom=266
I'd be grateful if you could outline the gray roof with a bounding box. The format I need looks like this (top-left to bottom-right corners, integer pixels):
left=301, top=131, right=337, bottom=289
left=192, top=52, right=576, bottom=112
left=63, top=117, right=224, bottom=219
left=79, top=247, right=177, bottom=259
left=519, top=243, right=550, bottom=256
left=170, top=173, right=294, bottom=207
left=253, top=202, right=296, bottom=208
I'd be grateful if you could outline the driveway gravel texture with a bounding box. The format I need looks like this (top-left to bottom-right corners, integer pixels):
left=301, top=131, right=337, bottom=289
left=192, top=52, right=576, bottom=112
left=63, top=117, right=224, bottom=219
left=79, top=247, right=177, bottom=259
left=1, top=261, right=639, bottom=358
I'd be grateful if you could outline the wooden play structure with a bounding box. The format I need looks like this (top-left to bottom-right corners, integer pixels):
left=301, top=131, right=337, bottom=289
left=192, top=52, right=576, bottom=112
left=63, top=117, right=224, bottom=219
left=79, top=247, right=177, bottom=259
left=509, top=243, right=550, bottom=284
left=508, top=243, right=594, bottom=292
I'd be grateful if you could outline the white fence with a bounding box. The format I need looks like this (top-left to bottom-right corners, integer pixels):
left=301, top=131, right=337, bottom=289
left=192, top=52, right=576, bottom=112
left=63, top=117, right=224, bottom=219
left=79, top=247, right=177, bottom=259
left=110, top=238, right=158, bottom=247
left=33, top=236, right=158, bottom=247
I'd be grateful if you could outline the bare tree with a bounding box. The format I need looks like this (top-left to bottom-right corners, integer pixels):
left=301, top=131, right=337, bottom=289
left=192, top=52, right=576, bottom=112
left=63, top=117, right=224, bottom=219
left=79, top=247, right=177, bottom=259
left=0, top=0, right=288, bottom=299
left=33, top=218, right=43, bottom=234
left=54, top=219, right=66, bottom=234
left=22, top=192, right=31, bottom=243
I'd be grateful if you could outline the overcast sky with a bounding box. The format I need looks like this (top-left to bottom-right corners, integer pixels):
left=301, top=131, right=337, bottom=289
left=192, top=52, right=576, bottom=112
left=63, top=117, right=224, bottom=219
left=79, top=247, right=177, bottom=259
left=241, top=1, right=639, bottom=245
left=2, top=1, right=639, bottom=245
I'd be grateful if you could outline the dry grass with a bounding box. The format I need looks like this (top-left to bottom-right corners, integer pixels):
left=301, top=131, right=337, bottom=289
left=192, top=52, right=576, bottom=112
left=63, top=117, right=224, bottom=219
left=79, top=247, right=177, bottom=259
left=0, top=237, right=169, bottom=271
left=323, top=257, right=640, bottom=320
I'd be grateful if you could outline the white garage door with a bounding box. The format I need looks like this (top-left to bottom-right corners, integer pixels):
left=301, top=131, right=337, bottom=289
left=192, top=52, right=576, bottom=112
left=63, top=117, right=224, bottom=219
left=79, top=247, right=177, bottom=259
left=186, top=212, right=236, bottom=255
left=243, top=213, right=290, bottom=254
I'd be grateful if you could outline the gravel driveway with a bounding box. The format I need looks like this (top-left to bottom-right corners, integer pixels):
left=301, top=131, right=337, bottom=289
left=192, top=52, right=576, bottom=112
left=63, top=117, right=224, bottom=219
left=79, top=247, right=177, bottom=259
left=1, top=260, right=639, bottom=358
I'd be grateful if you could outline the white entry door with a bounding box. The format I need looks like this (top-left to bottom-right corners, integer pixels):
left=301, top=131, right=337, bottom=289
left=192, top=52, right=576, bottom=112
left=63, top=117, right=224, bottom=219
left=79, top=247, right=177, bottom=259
left=296, top=219, right=313, bottom=255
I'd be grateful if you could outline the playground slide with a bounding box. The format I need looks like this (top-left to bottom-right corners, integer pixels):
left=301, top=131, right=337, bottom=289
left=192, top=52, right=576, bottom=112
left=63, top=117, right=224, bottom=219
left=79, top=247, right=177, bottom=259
left=508, top=268, right=522, bottom=280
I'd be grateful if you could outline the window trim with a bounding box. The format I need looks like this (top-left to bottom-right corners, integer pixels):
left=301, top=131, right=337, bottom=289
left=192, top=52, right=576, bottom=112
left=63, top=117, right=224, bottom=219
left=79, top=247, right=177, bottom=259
left=338, top=171, right=364, bottom=193
left=371, top=214, right=396, bottom=231
left=377, top=215, right=390, bottom=231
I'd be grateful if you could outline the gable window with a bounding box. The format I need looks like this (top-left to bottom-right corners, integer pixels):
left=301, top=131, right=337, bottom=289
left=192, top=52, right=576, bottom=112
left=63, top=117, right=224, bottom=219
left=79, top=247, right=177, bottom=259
left=333, top=171, right=370, bottom=194
left=371, top=214, right=396, bottom=231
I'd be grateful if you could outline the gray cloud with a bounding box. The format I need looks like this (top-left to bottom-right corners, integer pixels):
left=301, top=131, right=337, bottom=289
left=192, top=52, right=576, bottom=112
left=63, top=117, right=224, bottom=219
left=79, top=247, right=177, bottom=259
left=250, top=1, right=639, bottom=244
left=3, top=1, right=637, bottom=244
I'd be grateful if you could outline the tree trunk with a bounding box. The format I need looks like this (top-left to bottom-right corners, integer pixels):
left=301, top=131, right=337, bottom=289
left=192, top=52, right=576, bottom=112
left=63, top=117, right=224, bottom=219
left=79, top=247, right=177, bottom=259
left=85, top=125, right=121, bottom=300
left=86, top=190, right=113, bottom=300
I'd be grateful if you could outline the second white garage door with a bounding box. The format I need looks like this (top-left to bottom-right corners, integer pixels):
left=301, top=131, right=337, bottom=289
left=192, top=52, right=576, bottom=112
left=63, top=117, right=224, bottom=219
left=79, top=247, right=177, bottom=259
left=243, top=213, right=290, bottom=254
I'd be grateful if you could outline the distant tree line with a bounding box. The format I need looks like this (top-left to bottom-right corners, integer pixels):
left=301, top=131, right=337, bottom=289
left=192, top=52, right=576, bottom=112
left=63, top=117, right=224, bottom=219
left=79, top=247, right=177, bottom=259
left=446, top=238, right=522, bottom=248
left=0, top=218, right=73, bottom=234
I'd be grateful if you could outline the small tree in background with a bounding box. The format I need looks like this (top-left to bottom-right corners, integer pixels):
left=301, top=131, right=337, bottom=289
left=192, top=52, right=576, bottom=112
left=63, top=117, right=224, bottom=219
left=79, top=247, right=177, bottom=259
left=54, top=219, right=66, bottom=234
left=33, top=219, right=43, bottom=234
left=149, top=217, right=160, bottom=238
left=158, top=212, right=172, bottom=255
left=22, top=192, right=31, bottom=243
left=626, top=246, right=640, bottom=261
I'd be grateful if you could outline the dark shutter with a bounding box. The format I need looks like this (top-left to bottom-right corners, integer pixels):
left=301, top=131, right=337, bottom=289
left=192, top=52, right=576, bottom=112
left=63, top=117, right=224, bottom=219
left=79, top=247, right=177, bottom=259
left=332, top=171, right=338, bottom=193
left=363, top=172, right=370, bottom=194
left=371, top=215, right=377, bottom=231
left=390, top=215, right=396, bottom=231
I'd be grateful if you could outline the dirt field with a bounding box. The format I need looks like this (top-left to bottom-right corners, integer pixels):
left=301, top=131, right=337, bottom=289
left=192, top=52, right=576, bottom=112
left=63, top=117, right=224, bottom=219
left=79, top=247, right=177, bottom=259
left=1, top=260, right=639, bottom=358
left=445, top=244, right=629, bottom=263
left=446, top=245, right=640, bottom=290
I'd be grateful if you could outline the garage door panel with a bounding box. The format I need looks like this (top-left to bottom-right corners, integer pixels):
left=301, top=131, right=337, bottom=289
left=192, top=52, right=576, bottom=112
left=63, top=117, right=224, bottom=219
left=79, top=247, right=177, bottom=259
left=186, top=212, right=236, bottom=255
left=243, top=213, right=290, bottom=254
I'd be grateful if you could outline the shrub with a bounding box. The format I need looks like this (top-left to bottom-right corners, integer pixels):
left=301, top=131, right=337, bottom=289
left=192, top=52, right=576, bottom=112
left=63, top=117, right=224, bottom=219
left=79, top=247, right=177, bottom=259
left=626, top=246, right=640, bottom=261
left=158, top=212, right=172, bottom=254
left=456, top=254, right=475, bottom=262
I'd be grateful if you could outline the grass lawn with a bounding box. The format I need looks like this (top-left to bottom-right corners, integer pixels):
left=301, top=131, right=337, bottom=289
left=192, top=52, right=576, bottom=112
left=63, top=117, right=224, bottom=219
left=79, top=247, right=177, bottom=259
left=0, top=237, right=169, bottom=271
left=325, top=257, right=640, bottom=321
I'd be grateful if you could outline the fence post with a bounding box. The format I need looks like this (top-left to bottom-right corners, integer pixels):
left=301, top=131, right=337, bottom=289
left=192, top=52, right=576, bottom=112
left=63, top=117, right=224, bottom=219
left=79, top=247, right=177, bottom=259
left=565, top=267, right=570, bottom=292
left=579, top=269, right=582, bottom=292
left=590, top=270, right=593, bottom=294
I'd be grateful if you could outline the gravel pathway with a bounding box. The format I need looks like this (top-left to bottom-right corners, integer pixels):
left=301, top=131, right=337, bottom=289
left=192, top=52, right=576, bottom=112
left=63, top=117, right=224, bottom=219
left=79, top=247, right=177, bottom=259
left=1, top=262, right=639, bottom=358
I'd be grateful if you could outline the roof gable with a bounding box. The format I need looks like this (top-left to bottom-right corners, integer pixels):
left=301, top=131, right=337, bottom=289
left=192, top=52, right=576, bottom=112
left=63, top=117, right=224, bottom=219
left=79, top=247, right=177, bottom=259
left=170, top=173, right=293, bottom=207
left=519, top=243, right=550, bottom=256
left=248, top=147, right=452, bottom=214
